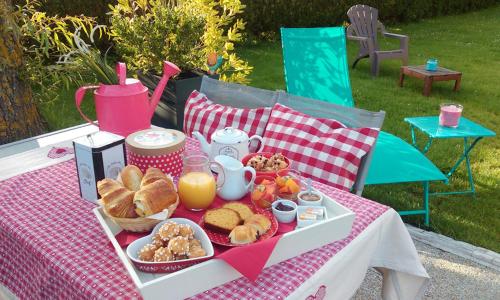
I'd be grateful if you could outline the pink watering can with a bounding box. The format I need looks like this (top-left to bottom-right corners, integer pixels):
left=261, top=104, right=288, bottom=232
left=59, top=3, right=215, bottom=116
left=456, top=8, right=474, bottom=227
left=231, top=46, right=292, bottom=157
left=75, top=61, right=180, bottom=137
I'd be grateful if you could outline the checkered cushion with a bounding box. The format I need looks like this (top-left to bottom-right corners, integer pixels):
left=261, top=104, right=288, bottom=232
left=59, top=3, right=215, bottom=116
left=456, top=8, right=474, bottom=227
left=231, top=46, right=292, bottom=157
left=183, top=91, right=272, bottom=151
left=262, top=103, right=379, bottom=191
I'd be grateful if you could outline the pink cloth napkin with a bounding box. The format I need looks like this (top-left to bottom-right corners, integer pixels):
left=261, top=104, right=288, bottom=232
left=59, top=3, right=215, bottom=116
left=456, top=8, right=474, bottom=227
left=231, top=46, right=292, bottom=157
left=216, top=234, right=283, bottom=281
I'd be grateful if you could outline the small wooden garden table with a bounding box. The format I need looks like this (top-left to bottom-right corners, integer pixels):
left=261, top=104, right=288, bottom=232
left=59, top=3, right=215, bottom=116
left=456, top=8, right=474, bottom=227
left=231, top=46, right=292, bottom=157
left=399, top=65, right=462, bottom=96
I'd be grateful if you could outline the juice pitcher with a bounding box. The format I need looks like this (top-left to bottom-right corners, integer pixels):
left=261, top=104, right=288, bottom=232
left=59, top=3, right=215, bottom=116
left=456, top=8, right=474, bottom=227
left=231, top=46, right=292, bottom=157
left=178, top=154, right=224, bottom=211
left=75, top=61, right=180, bottom=137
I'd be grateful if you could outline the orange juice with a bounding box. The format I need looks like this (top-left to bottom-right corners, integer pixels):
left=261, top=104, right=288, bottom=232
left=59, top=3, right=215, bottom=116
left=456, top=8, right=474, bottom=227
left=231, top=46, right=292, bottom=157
left=178, top=171, right=216, bottom=210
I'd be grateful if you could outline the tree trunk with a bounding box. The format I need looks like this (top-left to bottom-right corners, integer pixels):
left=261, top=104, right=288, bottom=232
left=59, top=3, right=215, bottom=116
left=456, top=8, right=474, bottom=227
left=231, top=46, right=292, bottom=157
left=0, top=0, right=45, bottom=145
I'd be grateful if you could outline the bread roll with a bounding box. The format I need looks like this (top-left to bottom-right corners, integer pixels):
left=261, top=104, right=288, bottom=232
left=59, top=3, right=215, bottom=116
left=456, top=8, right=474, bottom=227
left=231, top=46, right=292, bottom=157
left=134, top=180, right=177, bottom=217
left=244, top=214, right=271, bottom=235
left=229, top=225, right=257, bottom=245
left=141, top=167, right=175, bottom=189
left=120, top=165, right=143, bottom=191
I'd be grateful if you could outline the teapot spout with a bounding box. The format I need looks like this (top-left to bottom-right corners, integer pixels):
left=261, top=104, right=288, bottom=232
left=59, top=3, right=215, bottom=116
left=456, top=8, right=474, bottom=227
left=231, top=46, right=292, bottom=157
left=148, top=61, right=181, bottom=119
left=192, top=131, right=211, bottom=156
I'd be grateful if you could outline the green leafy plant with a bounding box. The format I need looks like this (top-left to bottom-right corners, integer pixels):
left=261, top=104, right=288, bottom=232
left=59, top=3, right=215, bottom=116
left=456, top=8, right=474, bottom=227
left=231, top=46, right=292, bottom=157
left=14, top=0, right=115, bottom=102
left=109, top=0, right=252, bottom=83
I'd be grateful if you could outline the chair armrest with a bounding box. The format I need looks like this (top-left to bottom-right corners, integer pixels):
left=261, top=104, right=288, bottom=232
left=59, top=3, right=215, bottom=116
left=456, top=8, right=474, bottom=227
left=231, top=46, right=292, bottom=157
left=382, top=32, right=409, bottom=51
left=382, top=32, right=408, bottom=40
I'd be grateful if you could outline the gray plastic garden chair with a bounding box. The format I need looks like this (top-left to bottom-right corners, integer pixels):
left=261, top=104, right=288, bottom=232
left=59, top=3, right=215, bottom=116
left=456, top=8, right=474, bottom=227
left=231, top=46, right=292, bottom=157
left=346, top=4, right=409, bottom=76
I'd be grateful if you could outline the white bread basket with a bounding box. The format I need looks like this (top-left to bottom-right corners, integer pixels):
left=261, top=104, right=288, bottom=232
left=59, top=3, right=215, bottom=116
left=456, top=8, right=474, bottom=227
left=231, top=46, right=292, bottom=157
left=102, top=195, right=179, bottom=232
left=101, top=172, right=179, bottom=232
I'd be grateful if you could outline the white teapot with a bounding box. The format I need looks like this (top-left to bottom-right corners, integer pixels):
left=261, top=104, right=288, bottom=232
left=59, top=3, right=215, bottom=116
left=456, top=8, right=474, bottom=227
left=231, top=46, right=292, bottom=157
left=214, top=155, right=256, bottom=201
left=192, top=127, right=263, bottom=161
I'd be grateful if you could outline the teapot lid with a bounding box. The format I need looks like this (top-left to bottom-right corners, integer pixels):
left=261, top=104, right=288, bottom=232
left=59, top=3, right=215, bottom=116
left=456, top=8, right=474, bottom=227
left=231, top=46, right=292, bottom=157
left=212, top=127, right=248, bottom=144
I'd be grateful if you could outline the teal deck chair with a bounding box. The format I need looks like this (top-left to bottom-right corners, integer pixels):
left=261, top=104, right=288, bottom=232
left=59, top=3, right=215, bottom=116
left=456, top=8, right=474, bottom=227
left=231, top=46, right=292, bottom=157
left=281, top=27, right=355, bottom=107
left=281, top=27, right=446, bottom=225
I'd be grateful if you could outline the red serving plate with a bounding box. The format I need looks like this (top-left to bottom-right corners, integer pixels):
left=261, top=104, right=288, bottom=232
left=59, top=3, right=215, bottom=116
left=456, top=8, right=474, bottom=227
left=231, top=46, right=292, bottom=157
left=241, top=152, right=291, bottom=179
left=199, top=205, right=278, bottom=247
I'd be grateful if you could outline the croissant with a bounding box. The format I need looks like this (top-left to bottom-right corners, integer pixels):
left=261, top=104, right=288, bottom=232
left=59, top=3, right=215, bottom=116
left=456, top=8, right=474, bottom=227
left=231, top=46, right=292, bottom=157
left=104, top=187, right=138, bottom=218
left=134, top=180, right=177, bottom=217
left=120, top=165, right=143, bottom=191
left=97, top=178, right=122, bottom=200
left=140, top=168, right=174, bottom=189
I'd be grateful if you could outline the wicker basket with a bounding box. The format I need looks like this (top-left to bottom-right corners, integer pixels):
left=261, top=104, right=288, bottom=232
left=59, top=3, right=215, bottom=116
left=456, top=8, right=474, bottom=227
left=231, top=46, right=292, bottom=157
left=102, top=196, right=179, bottom=232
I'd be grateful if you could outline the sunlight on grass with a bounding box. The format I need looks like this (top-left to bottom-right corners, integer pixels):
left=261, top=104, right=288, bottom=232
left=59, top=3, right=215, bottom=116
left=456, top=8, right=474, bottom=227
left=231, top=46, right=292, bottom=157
left=237, top=5, right=500, bottom=251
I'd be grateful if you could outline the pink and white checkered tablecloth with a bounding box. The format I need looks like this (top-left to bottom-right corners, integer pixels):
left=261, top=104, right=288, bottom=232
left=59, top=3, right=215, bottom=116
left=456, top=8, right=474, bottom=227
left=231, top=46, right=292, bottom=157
left=0, top=138, right=389, bottom=300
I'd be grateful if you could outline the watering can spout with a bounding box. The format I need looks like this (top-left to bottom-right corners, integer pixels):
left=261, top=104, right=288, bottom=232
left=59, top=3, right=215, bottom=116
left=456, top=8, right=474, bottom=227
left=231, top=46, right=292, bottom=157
left=148, top=61, right=181, bottom=119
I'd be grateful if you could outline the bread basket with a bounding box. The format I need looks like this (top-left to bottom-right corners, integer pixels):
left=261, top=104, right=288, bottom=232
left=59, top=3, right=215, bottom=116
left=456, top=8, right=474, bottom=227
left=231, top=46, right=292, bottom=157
left=102, top=196, right=179, bottom=232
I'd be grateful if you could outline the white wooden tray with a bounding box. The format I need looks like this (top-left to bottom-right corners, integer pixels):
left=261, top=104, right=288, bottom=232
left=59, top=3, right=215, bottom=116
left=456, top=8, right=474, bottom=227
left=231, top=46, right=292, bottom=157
left=93, top=191, right=356, bottom=299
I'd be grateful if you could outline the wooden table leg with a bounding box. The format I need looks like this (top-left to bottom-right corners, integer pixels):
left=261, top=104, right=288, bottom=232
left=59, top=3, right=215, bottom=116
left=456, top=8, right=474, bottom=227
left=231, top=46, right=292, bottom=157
left=423, top=77, right=433, bottom=96
left=399, top=71, right=405, bottom=87
left=454, top=75, right=462, bottom=91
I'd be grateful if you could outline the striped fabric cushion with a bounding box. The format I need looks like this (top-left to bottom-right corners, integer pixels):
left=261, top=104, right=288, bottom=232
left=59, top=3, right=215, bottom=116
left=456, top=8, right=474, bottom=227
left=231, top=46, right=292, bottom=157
left=262, top=103, right=379, bottom=191
left=183, top=91, right=272, bottom=151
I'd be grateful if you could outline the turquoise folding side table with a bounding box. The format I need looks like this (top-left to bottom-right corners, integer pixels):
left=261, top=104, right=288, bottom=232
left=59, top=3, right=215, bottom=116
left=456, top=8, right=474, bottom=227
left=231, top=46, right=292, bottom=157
left=404, top=116, right=496, bottom=196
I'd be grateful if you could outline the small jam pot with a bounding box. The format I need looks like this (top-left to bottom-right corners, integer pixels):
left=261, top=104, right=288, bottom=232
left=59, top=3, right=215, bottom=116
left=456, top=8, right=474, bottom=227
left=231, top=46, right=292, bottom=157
left=297, top=190, right=323, bottom=206
left=126, top=129, right=185, bottom=177
left=271, top=199, right=297, bottom=223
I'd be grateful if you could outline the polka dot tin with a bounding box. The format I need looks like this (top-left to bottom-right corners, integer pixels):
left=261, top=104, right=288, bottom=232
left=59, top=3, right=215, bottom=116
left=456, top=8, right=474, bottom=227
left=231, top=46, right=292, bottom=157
left=126, top=129, right=185, bottom=177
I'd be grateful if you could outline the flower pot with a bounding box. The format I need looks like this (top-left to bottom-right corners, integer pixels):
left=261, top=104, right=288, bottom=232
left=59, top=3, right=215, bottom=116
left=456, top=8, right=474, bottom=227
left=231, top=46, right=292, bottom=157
left=138, top=70, right=219, bottom=131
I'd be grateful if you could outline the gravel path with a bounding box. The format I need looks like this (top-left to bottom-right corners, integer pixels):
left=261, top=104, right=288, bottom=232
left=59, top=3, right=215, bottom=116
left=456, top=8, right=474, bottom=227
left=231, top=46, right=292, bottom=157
left=353, top=240, right=500, bottom=299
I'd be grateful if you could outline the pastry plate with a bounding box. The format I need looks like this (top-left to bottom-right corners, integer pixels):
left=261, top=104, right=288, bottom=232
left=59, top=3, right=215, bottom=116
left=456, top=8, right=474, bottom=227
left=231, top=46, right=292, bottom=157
left=198, top=206, right=278, bottom=247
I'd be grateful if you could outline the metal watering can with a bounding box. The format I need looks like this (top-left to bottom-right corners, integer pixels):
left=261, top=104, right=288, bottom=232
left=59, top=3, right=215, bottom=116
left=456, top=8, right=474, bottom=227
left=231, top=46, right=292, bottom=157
left=75, top=61, right=180, bottom=137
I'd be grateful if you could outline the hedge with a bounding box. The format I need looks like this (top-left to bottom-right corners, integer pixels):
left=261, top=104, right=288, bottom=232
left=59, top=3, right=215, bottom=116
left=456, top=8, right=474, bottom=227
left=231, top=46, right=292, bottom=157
left=29, top=0, right=499, bottom=37
left=240, top=0, right=500, bottom=36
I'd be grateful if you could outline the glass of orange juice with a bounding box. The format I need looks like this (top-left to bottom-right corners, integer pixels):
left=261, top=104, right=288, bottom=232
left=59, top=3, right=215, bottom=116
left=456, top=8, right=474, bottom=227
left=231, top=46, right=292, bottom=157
left=178, top=154, right=222, bottom=211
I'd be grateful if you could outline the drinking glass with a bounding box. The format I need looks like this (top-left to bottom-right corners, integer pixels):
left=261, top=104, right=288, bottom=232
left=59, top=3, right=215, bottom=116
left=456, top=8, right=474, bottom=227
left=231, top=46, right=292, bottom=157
left=275, top=169, right=303, bottom=201
left=439, top=103, right=463, bottom=128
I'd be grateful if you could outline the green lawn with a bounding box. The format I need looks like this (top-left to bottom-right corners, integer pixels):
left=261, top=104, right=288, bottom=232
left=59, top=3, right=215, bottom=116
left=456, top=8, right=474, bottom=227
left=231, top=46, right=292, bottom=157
left=237, top=6, right=500, bottom=251
left=38, top=6, right=499, bottom=251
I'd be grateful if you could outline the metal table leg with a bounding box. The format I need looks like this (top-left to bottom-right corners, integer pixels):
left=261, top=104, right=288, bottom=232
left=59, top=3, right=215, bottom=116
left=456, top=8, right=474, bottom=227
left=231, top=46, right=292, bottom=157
left=410, top=125, right=433, bottom=154
left=430, top=137, right=482, bottom=196
left=397, top=181, right=431, bottom=226
left=424, top=181, right=430, bottom=226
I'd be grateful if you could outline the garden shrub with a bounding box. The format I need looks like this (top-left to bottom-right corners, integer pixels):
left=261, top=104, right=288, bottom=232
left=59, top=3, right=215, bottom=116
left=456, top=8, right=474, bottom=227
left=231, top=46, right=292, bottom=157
left=109, top=0, right=252, bottom=83
left=240, top=0, right=499, bottom=37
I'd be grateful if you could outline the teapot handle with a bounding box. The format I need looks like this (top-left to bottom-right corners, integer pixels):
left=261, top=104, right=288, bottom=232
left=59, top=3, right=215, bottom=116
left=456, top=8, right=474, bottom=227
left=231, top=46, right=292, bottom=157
left=75, top=85, right=100, bottom=127
left=243, top=166, right=256, bottom=190
left=249, top=135, right=264, bottom=152
left=210, top=161, right=225, bottom=190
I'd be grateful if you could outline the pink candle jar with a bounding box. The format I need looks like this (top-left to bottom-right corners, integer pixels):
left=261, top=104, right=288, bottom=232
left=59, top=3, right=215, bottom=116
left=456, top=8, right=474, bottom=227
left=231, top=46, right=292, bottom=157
left=439, top=103, right=463, bottom=128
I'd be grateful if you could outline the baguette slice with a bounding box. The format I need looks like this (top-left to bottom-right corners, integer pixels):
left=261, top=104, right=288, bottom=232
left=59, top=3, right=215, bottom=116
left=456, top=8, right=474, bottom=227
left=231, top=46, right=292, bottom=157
left=203, top=208, right=242, bottom=234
